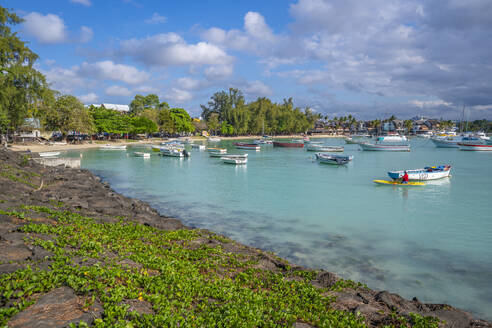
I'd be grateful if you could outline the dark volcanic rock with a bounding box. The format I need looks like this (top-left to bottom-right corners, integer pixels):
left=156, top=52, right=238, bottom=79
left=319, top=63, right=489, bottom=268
left=8, top=287, right=102, bottom=328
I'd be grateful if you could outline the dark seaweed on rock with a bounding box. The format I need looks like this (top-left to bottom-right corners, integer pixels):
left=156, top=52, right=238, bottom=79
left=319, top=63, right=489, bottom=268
left=0, top=149, right=490, bottom=328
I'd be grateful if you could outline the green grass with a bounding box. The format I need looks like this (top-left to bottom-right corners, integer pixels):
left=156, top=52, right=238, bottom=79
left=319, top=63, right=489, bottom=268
left=0, top=206, right=440, bottom=327
left=0, top=163, right=40, bottom=188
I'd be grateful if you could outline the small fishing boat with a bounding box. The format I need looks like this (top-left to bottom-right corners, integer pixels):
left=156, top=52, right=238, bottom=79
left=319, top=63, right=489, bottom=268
left=221, top=155, right=247, bottom=165
left=376, top=135, right=407, bottom=143
left=208, top=137, right=221, bottom=142
left=458, top=144, right=492, bottom=151
left=272, top=141, right=304, bottom=148
left=315, top=153, right=353, bottom=165
left=387, top=165, right=451, bottom=181
left=133, top=152, right=150, bottom=158
left=151, top=145, right=162, bottom=152
left=100, top=144, right=127, bottom=150
left=306, top=144, right=344, bottom=152
left=39, top=151, right=61, bottom=157
left=373, top=180, right=425, bottom=186
left=191, top=144, right=205, bottom=150
left=160, top=148, right=190, bottom=157
left=253, top=138, right=273, bottom=145
left=360, top=143, right=410, bottom=151
left=431, top=136, right=462, bottom=148
left=234, top=143, right=260, bottom=150
left=209, top=151, right=228, bottom=157
left=207, top=147, right=227, bottom=153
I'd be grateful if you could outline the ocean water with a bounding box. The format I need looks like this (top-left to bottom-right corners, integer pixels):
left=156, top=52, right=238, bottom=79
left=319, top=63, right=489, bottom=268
left=69, top=138, right=492, bottom=319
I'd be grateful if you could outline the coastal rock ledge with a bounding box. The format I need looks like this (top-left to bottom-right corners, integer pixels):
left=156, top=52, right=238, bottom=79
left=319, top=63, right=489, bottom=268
left=0, top=148, right=490, bottom=328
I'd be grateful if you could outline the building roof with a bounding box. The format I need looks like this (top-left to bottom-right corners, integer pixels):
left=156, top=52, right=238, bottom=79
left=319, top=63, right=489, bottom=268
left=91, top=103, right=130, bottom=112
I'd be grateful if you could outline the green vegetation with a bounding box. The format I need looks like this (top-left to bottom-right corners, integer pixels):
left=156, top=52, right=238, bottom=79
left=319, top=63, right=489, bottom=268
left=0, top=206, right=369, bottom=327
left=201, top=88, right=319, bottom=136
left=0, top=163, right=40, bottom=188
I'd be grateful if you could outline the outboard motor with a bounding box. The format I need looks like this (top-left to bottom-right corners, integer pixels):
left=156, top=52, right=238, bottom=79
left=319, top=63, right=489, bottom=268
left=183, top=149, right=190, bottom=157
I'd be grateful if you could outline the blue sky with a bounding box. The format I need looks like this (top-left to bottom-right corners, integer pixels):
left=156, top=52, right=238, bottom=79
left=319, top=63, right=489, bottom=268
left=3, top=0, right=492, bottom=119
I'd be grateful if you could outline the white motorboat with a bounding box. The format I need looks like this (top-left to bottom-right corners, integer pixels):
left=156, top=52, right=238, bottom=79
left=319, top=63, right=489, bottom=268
left=39, top=152, right=61, bottom=157
left=376, top=135, right=407, bottom=143
left=431, top=137, right=461, bottom=148
left=160, top=147, right=190, bottom=157
left=234, top=143, right=260, bottom=150
left=221, top=155, right=247, bottom=164
left=388, top=165, right=451, bottom=180
left=209, top=151, right=228, bottom=157
left=208, top=137, right=221, bottom=142
left=360, top=143, right=410, bottom=151
left=100, top=144, right=127, bottom=150
left=306, top=144, right=344, bottom=152
left=133, top=152, right=150, bottom=158
left=315, top=153, right=353, bottom=165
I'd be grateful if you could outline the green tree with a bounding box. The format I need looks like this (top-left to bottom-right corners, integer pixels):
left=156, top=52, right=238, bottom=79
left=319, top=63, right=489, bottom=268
left=206, top=113, right=220, bottom=135
left=129, top=94, right=160, bottom=114
left=169, top=108, right=195, bottom=133
left=130, top=116, right=158, bottom=134
left=158, top=108, right=175, bottom=134
left=0, top=6, right=51, bottom=136
left=404, top=120, right=413, bottom=134
left=44, top=95, right=94, bottom=137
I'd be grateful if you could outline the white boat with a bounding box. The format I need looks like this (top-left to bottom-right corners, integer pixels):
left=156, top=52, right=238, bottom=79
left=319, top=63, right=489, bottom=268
left=344, top=137, right=366, bottom=145
left=49, top=141, right=67, bottom=146
left=39, top=151, right=61, bottom=157
left=315, top=153, right=353, bottom=165
left=431, top=137, right=461, bottom=148
left=192, top=144, right=205, bottom=150
left=253, top=139, right=273, bottom=145
left=376, top=135, right=407, bottom=143
left=234, top=143, right=260, bottom=150
left=221, top=155, right=247, bottom=165
left=388, top=165, right=451, bottom=181
left=100, top=144, right=127, bottom=150
left=209, top=151, right=228, bottom=157
left=160, top=148, right=190, bottom=157
left=207, top=147, right=227, bottom=153
left=208, top=137, right=221, bottom=142
left=360, top=143, right=410, bottom=151
left=133, top=152, right=150, bottom=158
left=306, top=144, right=344, bottom=152
left=458, top=144, right=492, bottom=151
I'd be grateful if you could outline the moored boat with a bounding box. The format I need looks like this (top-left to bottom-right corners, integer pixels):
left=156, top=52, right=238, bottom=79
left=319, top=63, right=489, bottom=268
left=151, top=145, right=162, bottom=152
left=160, top=147, right=190, bottom=157
left=100, top=144, right=127, bottom=150
left=234, top=143, right=260, bottom=150
left=373, top=180, right=425, bottom=186
left=207, top=147, right=227, bottom=153
left=191, top=144, right=206, bottom=150
left=387, top=165, right=451, bottom=181
left=39, top=151, right=61, bottom=157
left=208, top=137, right=221, bottom=142
left=221, top=155, right=247, bottom=164
left=306, top=144, right=344, bottom=152
left=360, top=143, right=410, bottom=151
left=458, top=144, right=492, bottom=151
left=272, top=141, right=304, bottom=148
left=133, top=152, right=151, bottom=158
left=315, top=153, right=353, bottom=165
left=209, top=151, right=228, bottom=157
left=376, top=135, right=407, bottom=143
left=431, top=137, right=461, bottom=148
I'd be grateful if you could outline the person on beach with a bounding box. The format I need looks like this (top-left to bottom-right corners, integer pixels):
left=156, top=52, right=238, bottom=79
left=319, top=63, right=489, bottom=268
left=401, top=171, right=409, bottom=184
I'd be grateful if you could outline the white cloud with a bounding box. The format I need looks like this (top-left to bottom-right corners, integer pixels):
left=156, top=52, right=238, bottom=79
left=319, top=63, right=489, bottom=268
left=105, top=85, right=132, bottom=96
left=120, top=33, right=232, bottom=67
left=79, top=61, right=149, bottom=84
left=79, top=26, right=93, bottom=43
left=78, top=92, right=98, bottom=103
left=145, top=13, right=166, bottom=24
left=165, top=88, right=193, bottom=103
left=70, top=0, right=91, bottom=6
left=23, top=12, right=67, bottom=44
left=204, top=65, right=233, bottom=80
left=411, top=100, right=452, bottom=108
left=241, top=80, right=272, bottom=97
left=42, top=66, right=87, bottom=93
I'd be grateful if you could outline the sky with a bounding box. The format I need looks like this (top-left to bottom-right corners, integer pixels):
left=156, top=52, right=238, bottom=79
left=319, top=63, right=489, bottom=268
left=3, top=0, right=492, bottom=119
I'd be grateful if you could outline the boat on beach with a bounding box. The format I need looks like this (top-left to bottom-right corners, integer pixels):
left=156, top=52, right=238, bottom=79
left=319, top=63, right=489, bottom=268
left=221, top=155, right=247, bottom=165
left=306, top=144, right=344, bottom=152
left=360, top=143, right=410, bottom=151
left=39, top=151, right=61, bottom=157
left=272, top=140, right=304, bottom=148
left=458, top=144, right=492, bottom=151
left=315, top=153, right=353, bottom=165
left=133, top=152, right=150, bottom=158
left=387, top=165, right=451, bottom=181
left=100, top=144, right=127, bottom=150
left=234, top=143, right=260, bottom=150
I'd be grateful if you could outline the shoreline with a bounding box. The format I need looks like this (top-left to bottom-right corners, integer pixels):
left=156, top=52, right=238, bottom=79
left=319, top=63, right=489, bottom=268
left=0, top=148, right=489, bottom=327
left=8, top=134, right=345, bottom=153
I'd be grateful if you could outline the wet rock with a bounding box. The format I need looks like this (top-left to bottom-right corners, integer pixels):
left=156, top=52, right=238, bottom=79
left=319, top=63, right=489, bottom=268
left=120, top=299, right=154, bottom=315
left=428, top=308, right=473, bottom=328
left=8, top=287, right=102, bottom=328
left=353, top=303, right=380, bottom=315
left=0, top=262, right=25, bottom=274
left=375, top=291, right=419, bottom=313
left=312, top=270, right=339, bottom=288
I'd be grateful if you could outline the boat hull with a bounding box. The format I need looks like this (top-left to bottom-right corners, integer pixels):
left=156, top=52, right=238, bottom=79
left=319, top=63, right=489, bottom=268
left=360, top=143, right=410, bottom=151
left=133, top=152, right=150, bottom=158
left=315, top=153, right=353, bottom=165
left=100, top=145, right=127, bottom=150
left=387, top=166, right=451, bottom=180
left=306, top=145, right=344, bottom=152
left=39, top=152, right=61, bottom=157
left=234, top=143, right=260, bottom=150
left=431, top=138, right=460, bottom=148
left=273, top=141, right=304, bottom=148
left=221, top=156, right=247, bottom=164
left=374, top=180, right=425, bottom=186
left=459, top=144, right=492, bottom=151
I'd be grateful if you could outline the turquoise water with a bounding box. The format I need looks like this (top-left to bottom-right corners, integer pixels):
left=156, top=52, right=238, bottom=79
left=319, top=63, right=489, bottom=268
left=69, top=138, right=492, bottom=319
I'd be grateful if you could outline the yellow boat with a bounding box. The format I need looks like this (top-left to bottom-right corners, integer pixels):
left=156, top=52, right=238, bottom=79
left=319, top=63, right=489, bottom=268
left=373, top=180, right=425, bottom=186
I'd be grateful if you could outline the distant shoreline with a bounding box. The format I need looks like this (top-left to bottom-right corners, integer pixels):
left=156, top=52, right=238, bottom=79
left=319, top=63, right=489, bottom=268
left=9, top=134, right=346, bottom=153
